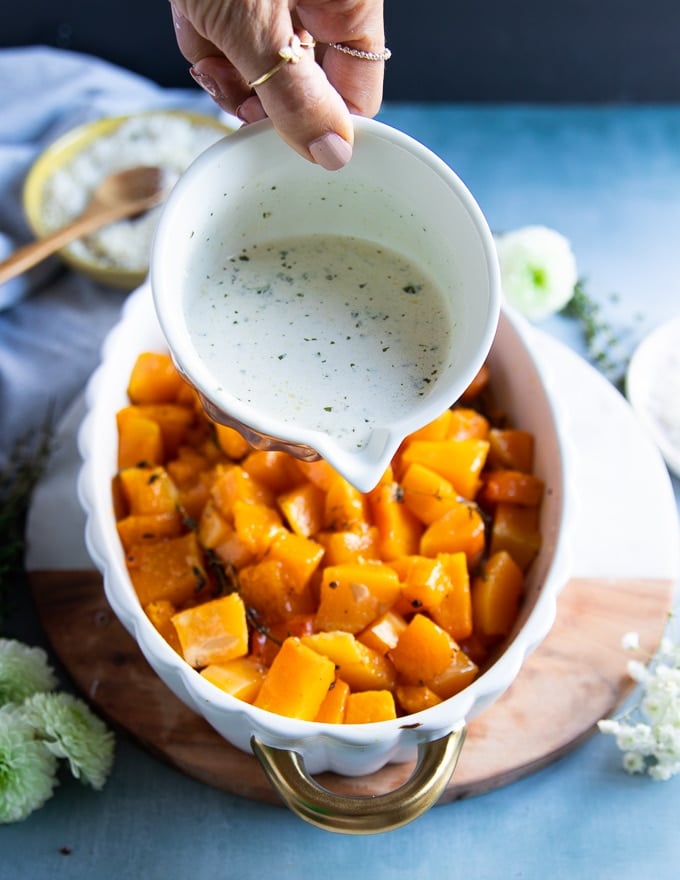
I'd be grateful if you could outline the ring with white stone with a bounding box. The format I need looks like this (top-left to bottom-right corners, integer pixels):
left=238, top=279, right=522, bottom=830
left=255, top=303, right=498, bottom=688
left=248, top=34, right=316, bottom=89
left=328, top=42, right=392, bottom=62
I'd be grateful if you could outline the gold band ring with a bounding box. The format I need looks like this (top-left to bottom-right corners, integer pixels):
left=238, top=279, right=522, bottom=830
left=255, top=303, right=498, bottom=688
left=248, top=34, right=316, bottom=89
left=328, top=42, right=392, bottom=62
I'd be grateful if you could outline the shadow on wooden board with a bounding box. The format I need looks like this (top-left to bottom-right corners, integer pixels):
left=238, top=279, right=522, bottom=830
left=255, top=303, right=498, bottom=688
left=3, top=0, right=680, bottom=102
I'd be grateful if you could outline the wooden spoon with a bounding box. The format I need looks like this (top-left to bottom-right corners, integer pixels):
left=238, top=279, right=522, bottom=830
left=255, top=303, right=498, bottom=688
left=0, top=165, right=170, bottom=285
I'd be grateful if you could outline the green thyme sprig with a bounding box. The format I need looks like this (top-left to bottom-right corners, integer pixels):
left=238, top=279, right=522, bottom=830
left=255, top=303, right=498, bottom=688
left=560, top=279, right=641, bottom=392
left=0, top=415, right=55, bottom=629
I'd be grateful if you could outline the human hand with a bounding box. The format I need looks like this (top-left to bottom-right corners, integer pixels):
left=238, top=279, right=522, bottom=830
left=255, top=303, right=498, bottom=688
left=170, top=0, right=388, bottom=170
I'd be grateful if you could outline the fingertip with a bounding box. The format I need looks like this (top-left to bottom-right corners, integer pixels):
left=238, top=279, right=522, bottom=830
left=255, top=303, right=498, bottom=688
left=308, top=132, right=353, bottom=171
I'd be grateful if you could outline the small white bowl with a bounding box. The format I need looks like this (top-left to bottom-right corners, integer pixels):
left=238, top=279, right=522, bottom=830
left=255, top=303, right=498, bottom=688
left=150, top=118, right=501, bottom=492
left=77, top=281, right=570, bottom=833
left=626, top=315, right=680, bottom=478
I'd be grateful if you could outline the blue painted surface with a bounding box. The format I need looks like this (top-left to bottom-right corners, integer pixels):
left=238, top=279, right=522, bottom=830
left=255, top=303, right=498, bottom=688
left=3, top=104, right=679, bottom=879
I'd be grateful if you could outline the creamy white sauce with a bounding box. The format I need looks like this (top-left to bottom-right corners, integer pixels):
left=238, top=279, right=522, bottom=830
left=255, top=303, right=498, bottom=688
left=184, top=234, right=454, bottom=449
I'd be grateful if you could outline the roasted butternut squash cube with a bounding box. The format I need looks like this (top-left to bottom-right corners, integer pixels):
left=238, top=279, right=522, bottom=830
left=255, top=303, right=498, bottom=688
left=116, top=409, right=163, bottom=469
left=368, top=482, right=422, bottom=560
left=400, top=439, right=489, bottom=500
left=126, top=531, right=207, bottom=607
left=316, top=524, right=379, bottom=565
left=238, top=558, right=315, bottom=625
left=118, top=465, right=179, bottom=516
left=293, top=458, right=336, bottom=491
left=459, top=363, right=490, bottom=402
left=490, top=503, right=542, bottom=571
left=395, top=684, right=443, bottom=715
left=314, top=678, right=350, bottom=724
left=405, top=408, right=454, bottom=443
left=399, top=463, right=460, bottom=526
left=447, top=408, right=490, bottom=441
left=214, top=423, right=251, bottom=460
left=419, top=500, right=486, bottom=567
left=172, top=593, right=249, bottom=668
left=487, top=428, right=534, bottom=473
left=127, top=352, right=184, bottom=404
left=345, top=690, right=396, bottom=724
left=242, top=450, right=302, bottom=492
left=427, top=649, right=479, bottom=699
left=301, top=631, right=397, bottom=692
left=277, top=482, right=326, bottom=537
left=392, top=556, right=450, bottom=614
left=116, top=511, right=184, bottom=551
left=232, top=499, right=283, bottom=556
left=472, top=550, right=524, bottom=638
left=478, top=470, right=544, bottom=508
left=389, top=614, right=457, bottom=683
left=430, top=552, right=473, bottom=641
left=211, top=464, right=274, bottom=516
left=132, top=404, right=195, bottom=459
left=357, top=610, right=408, bottom=655
left=254, top=637, right=336, bottom=720
left=268, top=531, right=325, bottom=592
left=201, top=656, right=266, bottom=702
left=145, top=599, right=182, bottom=653
left=324, top=475, right=369, bottom=531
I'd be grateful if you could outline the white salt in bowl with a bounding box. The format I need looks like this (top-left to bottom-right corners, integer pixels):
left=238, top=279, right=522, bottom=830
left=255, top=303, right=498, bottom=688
left=77, top=276, right=571, bottom=833
left=23, top=110, right=233, bottom=289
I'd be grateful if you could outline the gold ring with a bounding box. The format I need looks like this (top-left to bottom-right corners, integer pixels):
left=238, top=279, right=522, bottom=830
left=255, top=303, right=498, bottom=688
left=328, top=42, right=392, bottom=62
left=248, top=34, right=316, bottom=89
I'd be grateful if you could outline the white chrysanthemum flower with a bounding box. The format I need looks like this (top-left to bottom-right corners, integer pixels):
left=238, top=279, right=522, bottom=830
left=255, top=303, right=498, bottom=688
left=626, top=659, right=649, bottom=684
left=494, top=225, right=578, bottom=321
left=648, top=760, right=680, bottom=782
left=21, top=693, right=114, bottom=790
left=597, top=719, right=621, bottom=736
left=0, top=639, right=58, bottom=706
left=615, top=722, right=656, bottom=754
left=0, top=707, right=58, bottom=823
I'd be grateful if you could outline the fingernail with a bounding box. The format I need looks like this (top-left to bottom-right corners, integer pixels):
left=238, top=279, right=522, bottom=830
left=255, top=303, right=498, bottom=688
left=308, top=132, right=352, bottom=171
left=236, top=97, right=268, bottom=124
left=189, top=66, right=222, bottom=99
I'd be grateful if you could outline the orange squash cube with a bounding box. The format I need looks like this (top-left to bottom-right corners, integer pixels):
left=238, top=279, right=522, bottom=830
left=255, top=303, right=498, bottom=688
left=368, top=482, right=422, bottom=560
left=201, top=657, right=266, bottom=703
left=314, top=678, right=350, bottom=724
left=459, top=363, right=490, bottom=402
left=254, top=636, right=336, bottom=720
left=430, top=552, right=473, bottom=641
left=238, top=558, right=315, bottom=625
left=392, top=555, right=450, bottom=614
left=389, top=614, right=457, bottom=683
left=490, top=503, right=542, bottom=571
left=345, top=690, right=396, bottom=724
left=419, top=500, right=486, bottom=567
left=395, top=684, right=443, bottom=715
left=127, top=352, right=184, bottom=404
left=268, top=531, right=325, bottom=592
left=116, top=409, right=163, bottom=469
left=242, top=450, right=302, bottom=492
left=293, top=458, right=336, bottom=491
left=447, top=408, right=490, bottom=441
left=116, top=511, right=184, bottom=551
left=211, top=464, right=274, bottom=516
left=324, top=474, right=369, bottom=531
left=400, top=439, right=489, bottom=499
left=405, top=408, right=454, bottom=443
left=118, top=466, right=179, bottom=516
left=400, top=463, right=460, bottom=526
left=126, top=531, right=207, bottom=607
left=487, top=428, right=534, bottom=473
left=144, top=599, right=182, bottom=653
left=357, top=610, right=408, bottom=655
left=232, top=499, right=283, bottom=556
left=132, top=404, right=195, bottom=459
left=277, top=482, right=326, bottom=537
left=301, top=631, right=397, bottom=692
left=172, top=592, right=249, bottom=668
left=478, top=470, right=544, bottom=508
left=472, top=550, right=524, bottom=638
left=316, top=524, right=380, bottom=565
left=214, top=423, right=251, bottom=460
left=427, top=649, right=479, bottom=699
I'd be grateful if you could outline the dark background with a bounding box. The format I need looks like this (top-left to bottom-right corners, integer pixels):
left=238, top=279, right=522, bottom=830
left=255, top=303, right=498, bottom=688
left=2, top=1, right=680, bottom=101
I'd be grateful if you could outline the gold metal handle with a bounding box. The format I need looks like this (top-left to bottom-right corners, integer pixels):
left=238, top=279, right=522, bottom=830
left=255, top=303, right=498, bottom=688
left=251, top=727, right=466, bottom=834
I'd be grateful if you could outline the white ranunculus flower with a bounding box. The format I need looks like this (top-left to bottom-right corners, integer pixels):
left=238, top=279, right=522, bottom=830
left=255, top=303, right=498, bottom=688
left=494, top=225, right=578, bottom=321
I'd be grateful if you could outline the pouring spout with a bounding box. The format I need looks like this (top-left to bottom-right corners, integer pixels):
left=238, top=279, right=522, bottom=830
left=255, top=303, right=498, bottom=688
left=316, top=427, right=399, bottom=494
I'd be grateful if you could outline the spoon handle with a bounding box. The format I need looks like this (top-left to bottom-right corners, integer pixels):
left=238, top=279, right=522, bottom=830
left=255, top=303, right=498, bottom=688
left=0, top=193, right=162, bottom=286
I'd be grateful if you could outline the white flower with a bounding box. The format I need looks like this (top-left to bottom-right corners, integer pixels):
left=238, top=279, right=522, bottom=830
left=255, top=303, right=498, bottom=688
left=0, top=639, right=58, bottom=705
left=21, top=693, right=114, bottom=790
left=494, top=225, right=578, bottom=321
left=622, top=751, right=646, bottom=774
left=622, top=632, right=640, bottom=651
left=0, top=707, right=58, bottom=823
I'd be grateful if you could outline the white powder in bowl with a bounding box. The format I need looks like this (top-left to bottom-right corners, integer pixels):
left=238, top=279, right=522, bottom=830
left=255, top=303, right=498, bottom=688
left=40, top=113, right=227, bottom=273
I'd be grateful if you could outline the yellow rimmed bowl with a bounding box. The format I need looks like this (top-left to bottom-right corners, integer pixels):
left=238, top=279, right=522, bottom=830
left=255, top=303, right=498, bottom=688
left=22, top=110, right=234, bottom=289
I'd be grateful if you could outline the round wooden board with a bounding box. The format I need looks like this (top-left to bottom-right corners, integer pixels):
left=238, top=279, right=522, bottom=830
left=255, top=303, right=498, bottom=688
left=28, top=569, right=673, bottom=804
